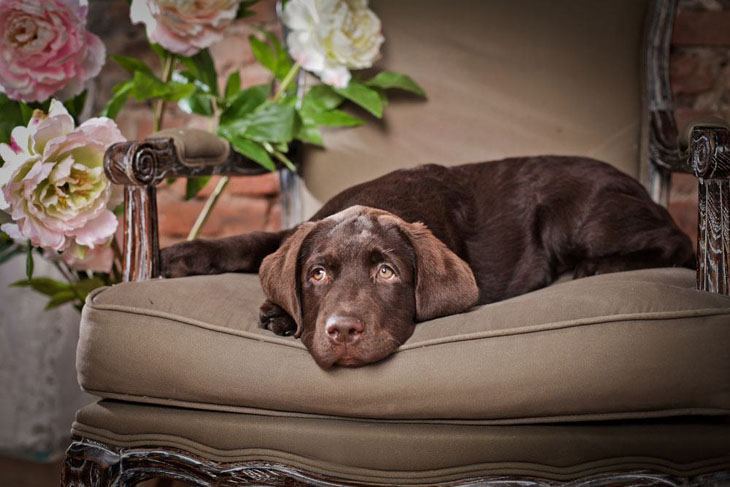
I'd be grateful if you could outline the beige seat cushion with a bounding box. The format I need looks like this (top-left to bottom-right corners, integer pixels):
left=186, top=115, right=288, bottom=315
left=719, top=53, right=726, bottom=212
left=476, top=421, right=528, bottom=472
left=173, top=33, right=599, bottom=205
left=72, top=400, right=730, bottom=484
left=77, top=268, right=730, bottom=422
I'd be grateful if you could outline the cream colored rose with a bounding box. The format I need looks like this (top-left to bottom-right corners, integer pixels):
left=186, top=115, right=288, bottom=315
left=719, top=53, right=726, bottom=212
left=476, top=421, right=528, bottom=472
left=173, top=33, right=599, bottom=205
left=283, top=0, right=384, bottom=88
left=0, top=100, right=125, bottom=272
left=130, top=0, right=240, bottom=56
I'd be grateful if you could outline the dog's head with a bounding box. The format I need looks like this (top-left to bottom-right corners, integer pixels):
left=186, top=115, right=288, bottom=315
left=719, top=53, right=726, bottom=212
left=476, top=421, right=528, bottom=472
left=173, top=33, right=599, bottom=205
left=259, top=206, right=479, bottom=368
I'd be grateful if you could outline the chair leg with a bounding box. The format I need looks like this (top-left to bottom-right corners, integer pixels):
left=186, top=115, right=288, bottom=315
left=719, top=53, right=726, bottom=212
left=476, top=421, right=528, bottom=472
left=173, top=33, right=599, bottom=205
left=61, top=435, right=328, bottom=486
left=62, top=438, right=122, bottom=486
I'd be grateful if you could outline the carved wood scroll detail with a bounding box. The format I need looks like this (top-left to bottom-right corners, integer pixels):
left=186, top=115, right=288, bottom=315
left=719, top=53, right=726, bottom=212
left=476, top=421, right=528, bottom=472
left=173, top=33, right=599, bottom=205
left=61, top=437, right=730, bottom=487
left=105, top=137, right=275, bottom=187
left=103, top=137, right=283, bottom=281
left=691, top=126, right=730, bottom=294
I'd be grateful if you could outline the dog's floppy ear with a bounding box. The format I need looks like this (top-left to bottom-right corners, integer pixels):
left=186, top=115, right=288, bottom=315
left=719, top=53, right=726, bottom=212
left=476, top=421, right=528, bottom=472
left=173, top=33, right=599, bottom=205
left=379, top=215, right=479, bottom=321
left=259, top=222, right=316, bottom=337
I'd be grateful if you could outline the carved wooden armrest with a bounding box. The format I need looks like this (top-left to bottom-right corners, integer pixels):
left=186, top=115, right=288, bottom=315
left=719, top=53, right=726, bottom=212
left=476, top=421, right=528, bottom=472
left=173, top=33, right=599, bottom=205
left=104, top=128, right=281, bottom=282
left=687, top=122, right=730, bottom=294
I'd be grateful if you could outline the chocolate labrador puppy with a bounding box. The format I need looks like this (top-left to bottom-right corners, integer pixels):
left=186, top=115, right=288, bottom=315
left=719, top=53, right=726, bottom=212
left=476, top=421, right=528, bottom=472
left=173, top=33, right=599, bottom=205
left=162, top=156, right=694, bottom=368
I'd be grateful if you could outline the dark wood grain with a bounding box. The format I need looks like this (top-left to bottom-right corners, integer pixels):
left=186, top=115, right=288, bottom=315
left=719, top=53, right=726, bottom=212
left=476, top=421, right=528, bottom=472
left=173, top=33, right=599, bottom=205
left=103, top=135, right=289, bottom=280
left=644, top=0, right=687, bottom=207
left=104, top=137, right=279, bottom=188
left=691, top=125, right=730, bottom=294
left=121, top=185, right=160, bottom=282
left=60, top=437, right=730, bottom=487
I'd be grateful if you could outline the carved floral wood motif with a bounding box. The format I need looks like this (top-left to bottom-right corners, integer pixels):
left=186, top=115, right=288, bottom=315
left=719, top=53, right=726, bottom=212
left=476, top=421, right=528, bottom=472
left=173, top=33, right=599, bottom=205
left=691, top=125, right=730, bottom=293
left=62, top=437, right=730, bottom=487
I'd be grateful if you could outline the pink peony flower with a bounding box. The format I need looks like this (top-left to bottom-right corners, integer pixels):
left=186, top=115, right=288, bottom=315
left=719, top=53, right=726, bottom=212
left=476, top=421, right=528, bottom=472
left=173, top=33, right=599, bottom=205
left=0, top=100, right=125, bottom=272
left=0, top=0, right=105, bottom=103
left=60, top=242, right=115, bottom=273
left=130, top=0, right=239, bottom=57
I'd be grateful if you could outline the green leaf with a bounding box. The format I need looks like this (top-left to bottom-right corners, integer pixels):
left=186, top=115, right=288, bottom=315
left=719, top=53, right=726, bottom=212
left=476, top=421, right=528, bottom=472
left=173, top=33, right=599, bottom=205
left=130, top=71, right=196, bottom=102
left=219, top=132, right=275, bottom=171
left=249, top=31, right=293, bottom=81
left=178, top=92, right=214, bottom=116
left=0, top=244, right=23, bottom=265
left=101, top=81, right=133, bottom=118
left=19, top=103, right=34, bottom=125
left=334, top=80, right=383, bottom=118
left=111, top=55, right=155, bottom=76
left=310, top=109, right=364, bottom=127
left=72, top=277, right=106, bottom=301
left=231, top=102, right=298, bottom=143
left=63, top=91, right=87, bottom=120
left=249, top=35, right=275, bottom=73
left=365, top=71, right=426, bottom=97
left=25, top=246, right=34, bottom=280
left=300, top=85, right=344, bottom=116
left=0, top=94, right=25, bottom=145
left=149, top=43, right=170, bottom=62
left=220, top=84, right=269, bottom=124
left=225, top=71, right=241, bottom=102
left=179, top=49, right=218, bottom=97
left=185, top=176, right=211, bottom=200
left=11, top=277, right=69, bottom=296
left=264, top=31, right=294, bottom=80
left=45, top=290, right=77, bottom=309
left=296, top=121, right=324, bottom=146
left=236, top=0, right=258, bottom=18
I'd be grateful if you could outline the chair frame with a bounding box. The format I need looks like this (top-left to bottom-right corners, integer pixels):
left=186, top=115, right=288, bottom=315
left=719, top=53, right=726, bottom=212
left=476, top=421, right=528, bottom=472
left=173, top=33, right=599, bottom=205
left=62, top=0, right=730, bottom=485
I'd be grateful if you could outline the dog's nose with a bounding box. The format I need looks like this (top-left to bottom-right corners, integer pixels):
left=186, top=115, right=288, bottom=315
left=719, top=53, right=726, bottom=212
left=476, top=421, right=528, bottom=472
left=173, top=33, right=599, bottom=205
left=325, top=316, right=364, bottom=344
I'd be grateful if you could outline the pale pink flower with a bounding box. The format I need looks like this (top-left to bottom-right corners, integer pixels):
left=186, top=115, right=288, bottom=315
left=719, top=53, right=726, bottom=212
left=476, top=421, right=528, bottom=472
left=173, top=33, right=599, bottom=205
left=0, top=0, right=105, bottom=103
left=130, top=0, right=239, bottom=57
left=60, top=242, right=115, bottom=273
left=282, top=0, right=384, bottom=88
left=0, top=100, right=125, bottom=273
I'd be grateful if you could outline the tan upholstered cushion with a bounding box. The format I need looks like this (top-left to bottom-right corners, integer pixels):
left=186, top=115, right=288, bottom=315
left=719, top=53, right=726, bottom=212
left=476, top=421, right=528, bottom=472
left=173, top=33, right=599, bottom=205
left=301, top=0, right=650, bottom=215
left=72, top=400, right=730, bottom=484
left=77, top=268, right=730, bottom=422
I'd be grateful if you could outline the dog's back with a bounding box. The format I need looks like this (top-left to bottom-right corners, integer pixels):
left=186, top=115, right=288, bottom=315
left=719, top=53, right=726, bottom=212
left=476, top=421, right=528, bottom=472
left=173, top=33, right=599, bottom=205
left=312, top=156, right=694, bottom=304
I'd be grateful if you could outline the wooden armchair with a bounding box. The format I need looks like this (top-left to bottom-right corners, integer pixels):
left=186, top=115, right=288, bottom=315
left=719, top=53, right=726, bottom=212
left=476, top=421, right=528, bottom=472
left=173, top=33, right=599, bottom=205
left=63, top=1, right=730, bottom=485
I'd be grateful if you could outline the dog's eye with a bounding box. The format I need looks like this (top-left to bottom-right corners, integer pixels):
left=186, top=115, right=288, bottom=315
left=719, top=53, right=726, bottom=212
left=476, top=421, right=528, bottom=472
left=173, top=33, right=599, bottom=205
left=378, top=264, right=395, bottom=280
left=310, top=267, right=327, bottom=283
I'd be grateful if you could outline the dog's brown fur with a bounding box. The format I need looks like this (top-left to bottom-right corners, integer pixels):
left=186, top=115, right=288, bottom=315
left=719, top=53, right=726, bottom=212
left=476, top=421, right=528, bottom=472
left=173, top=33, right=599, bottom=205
left=163, top=157, right=694, bottom=368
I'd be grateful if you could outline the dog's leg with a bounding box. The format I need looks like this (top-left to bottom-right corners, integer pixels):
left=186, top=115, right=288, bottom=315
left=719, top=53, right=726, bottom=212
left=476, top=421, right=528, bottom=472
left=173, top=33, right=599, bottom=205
left=572, top=191, right=695, bottom=279
left=259, top=299, right=297, bottom=336
left=161, top=230, right=291, bottom=278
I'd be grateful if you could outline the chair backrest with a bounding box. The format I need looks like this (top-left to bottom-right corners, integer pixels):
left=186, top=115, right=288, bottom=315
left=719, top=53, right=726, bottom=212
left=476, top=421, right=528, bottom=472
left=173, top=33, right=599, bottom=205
left=294, top=0, right=673, bottom=221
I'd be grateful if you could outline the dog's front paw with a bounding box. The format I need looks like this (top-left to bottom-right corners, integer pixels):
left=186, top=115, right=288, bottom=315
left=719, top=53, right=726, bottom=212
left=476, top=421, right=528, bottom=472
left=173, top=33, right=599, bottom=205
left=161, top=240, right=216, bottom=278
left=259, top=300, right=297, bottom=336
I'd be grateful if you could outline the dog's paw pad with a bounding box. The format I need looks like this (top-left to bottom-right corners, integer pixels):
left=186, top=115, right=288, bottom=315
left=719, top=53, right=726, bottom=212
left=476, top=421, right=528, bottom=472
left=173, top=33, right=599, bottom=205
left=259, top=301, right=296, bottom=336
left=265, top=316, right=297, bottom=336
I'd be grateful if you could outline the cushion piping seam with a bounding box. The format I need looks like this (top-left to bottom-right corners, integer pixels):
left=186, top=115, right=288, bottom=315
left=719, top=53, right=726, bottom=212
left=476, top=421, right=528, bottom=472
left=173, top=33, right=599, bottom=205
left=80, top=390, right=730, bottom=425
left=83, top=302, right=730, bottom=353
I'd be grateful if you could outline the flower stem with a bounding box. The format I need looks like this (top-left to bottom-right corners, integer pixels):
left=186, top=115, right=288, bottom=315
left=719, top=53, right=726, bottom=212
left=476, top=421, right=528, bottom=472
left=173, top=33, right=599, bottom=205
left=263, top=142, right=296, bottom=171
left=272, top=62, right=301, bottom=102
left=152, top=53, right=175, bottom=132
left=187, top=176, right=229, bottom=241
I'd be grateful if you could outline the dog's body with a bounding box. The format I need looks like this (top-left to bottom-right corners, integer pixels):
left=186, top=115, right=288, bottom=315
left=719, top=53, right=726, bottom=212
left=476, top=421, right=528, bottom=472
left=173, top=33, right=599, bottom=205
left=163, top=156, right=694, bottom=368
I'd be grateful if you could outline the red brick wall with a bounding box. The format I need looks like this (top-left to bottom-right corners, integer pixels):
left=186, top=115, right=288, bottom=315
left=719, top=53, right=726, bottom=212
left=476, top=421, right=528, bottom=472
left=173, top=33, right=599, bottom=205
left=669, top=0, right=730, bottom=246
left=90, top=0, right=729, bottom=247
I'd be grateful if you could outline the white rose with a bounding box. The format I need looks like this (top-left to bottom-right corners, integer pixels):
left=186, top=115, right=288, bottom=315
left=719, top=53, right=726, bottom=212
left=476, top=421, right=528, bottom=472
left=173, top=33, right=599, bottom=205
left=282, top=0, right=384, bottom=88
